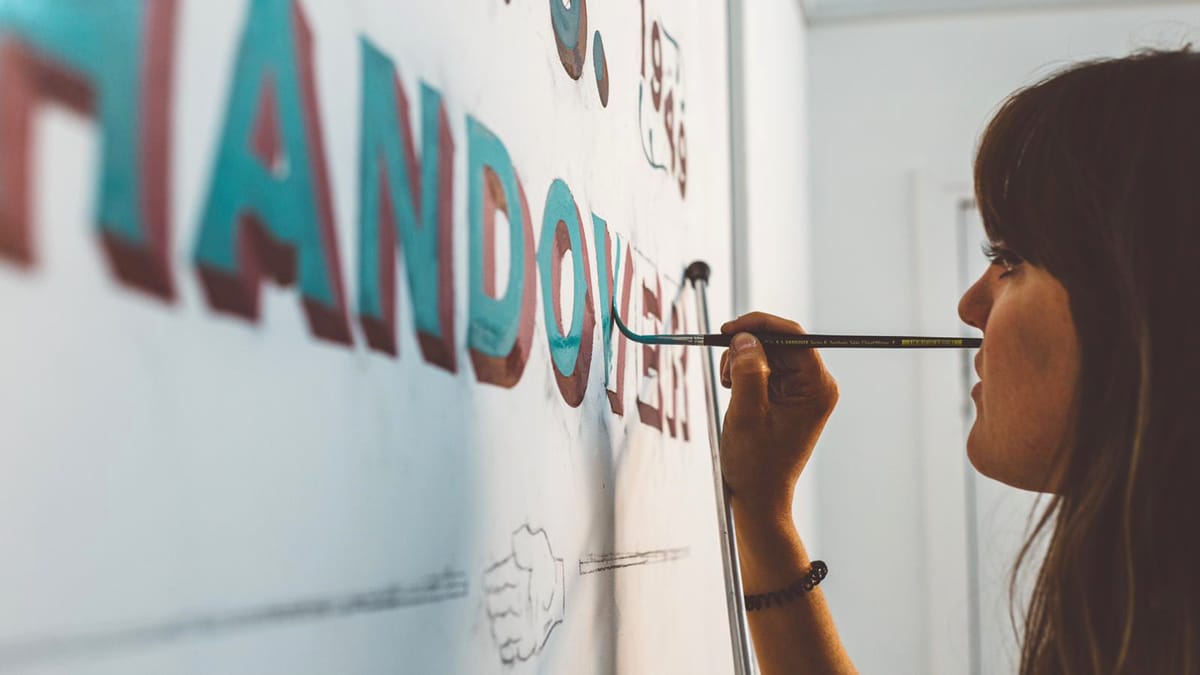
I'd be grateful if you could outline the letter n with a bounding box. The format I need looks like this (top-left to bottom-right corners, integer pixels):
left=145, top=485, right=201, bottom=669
left=193, top=0, right=352, bottom=344
left=358, top=39, right=455, bottom=371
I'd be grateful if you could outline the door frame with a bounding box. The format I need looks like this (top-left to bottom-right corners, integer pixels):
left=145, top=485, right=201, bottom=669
left=912, top=172, right=980, bottom=675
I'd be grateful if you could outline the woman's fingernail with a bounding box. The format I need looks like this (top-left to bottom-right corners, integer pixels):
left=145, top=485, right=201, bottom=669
left=731, top=333, right=758, bottom=352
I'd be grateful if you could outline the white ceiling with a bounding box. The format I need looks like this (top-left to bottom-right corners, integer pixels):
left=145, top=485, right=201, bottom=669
left=802, top=0, right=1200, bottom=23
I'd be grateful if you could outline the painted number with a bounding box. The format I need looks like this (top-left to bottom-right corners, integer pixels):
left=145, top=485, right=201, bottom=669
left=638, top=1, right=687, bottom=198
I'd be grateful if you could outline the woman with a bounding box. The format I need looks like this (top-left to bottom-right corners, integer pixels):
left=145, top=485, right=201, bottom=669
left=719, top=49, right=1199, bottom=674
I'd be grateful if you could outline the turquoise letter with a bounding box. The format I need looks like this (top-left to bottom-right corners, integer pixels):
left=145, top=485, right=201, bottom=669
left=358, top=38, right=456, bottom=370
left=593, top=219, right=633, bottom=414
left=0, top=1, right=177, bottom=296
left=193, top=0, right=351, bottom=344
left=539, top=179, right=589, bottom=377
left=594, top=215, right=614, bottom=377
left=468, top=117, right=526, bottom=358
left=466, top=116, right=536, bottom=388
left=538, top=179, right=596, bottom=407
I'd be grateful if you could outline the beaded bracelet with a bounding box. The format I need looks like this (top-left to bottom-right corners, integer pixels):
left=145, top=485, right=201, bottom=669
left=744, top=560, right=828, bottom=611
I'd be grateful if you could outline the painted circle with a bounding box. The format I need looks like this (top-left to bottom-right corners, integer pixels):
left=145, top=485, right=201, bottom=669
left=549, top=0, right=587, bottom=79
left=593, top=31, right=609, bottom=107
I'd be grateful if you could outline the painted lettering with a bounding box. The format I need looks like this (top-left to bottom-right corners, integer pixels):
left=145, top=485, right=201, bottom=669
left=193, top=0, right=352, bottom=344
left=636, top=271, right=663, bottom=430
left=0, top=0, right=178, bottom=297
left=538, top=179, right=595, bottom=407
left=663, top=296, right=689, bottom=440
left=594, top=216, right=634, bottom=416
left=358, top=38, right=456, bottom=371
left=467, top=117, right=536, bottom=388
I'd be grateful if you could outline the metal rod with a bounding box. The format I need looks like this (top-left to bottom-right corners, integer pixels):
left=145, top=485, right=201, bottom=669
left=687, top=261, right=755, bottom=675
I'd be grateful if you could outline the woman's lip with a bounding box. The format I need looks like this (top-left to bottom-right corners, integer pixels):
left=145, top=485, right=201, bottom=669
left=972, top=381, right=982, bottom=397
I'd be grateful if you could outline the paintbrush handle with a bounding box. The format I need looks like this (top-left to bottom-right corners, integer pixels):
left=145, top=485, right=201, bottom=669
left=692, top=333, right=981, bottom=348
left=609, top=300, right=980, bottom=348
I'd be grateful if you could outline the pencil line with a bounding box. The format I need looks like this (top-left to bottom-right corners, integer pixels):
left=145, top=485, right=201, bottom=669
left=0, top=569, right=469, bottom=668
left=579, top=547, right=691, bottom=575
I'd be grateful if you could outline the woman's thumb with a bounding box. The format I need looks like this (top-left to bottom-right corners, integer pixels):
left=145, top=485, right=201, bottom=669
left=727, top=333, right=770, bottom=419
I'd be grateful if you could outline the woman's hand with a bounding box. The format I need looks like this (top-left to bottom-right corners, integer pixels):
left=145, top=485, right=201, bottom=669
left=719, top=312, right=839, bottom=518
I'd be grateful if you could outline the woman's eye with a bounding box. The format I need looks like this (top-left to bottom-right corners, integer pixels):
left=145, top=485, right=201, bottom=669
left=982, top=242, right=1023, bottom=277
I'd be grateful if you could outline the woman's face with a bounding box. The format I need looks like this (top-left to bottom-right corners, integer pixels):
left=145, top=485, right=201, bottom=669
left=957, top=244, right=1080, bottom=492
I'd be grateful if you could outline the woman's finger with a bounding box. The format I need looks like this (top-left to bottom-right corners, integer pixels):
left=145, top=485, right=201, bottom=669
left=722, top=312, right=824, bottom=372
left=726, top=334, right=770, bottom=420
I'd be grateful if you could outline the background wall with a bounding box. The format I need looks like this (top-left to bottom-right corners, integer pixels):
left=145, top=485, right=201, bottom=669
left=807, top=4, right=1200, bottom=674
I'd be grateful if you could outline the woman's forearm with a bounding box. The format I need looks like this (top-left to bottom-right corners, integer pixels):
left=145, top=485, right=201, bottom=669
left=733, top=502, right=857, bottom=675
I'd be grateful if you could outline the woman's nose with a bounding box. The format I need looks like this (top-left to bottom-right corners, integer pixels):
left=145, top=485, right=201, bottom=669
left=958, top=274, right=990, bottom=331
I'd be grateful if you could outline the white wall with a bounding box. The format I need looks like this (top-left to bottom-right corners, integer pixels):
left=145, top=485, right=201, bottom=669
left=737, top=0, right=819, bottom=545
left=0, top=2, right=737, bottom=673
left=808, top=4, right=1200, bottom=674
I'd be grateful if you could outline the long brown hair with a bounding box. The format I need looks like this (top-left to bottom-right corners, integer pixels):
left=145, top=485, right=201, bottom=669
left=974, top=49, right=1200, bottom=674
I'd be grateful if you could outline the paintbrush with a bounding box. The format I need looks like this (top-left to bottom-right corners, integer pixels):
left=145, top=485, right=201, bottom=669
left=611, top=302, right=981, bottom=349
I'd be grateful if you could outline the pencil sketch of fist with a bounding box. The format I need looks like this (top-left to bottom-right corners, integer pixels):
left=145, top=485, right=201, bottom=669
left=484, top=524, right=565, bottom=664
